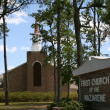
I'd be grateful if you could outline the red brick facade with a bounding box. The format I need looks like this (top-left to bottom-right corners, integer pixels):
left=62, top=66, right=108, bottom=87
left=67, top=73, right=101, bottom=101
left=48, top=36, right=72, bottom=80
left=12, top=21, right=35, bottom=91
left=8, top=63, right=27, bottom=91
left=7, top=51, right=67, bottom=92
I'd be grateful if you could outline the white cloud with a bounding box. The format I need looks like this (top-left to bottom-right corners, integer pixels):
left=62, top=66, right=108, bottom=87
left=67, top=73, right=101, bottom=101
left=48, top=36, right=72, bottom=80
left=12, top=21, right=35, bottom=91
left=107, top=47, right=110, bottom=51
left=8, top=65, right=15, bottom=70
left=6, top=17, right=26, bottom=25
left=102, top=37, right=110, bottom=46
left=0, top=10, right=28, bottom=25
left=0, top=45, right=17, bottom=53
left=104, top=37, right=110, bottom=43
left=14, top=11, right=27, bottom=17
left=20, top=46, right=30, bottom=51
left=7, top=47, right=17, bottom=53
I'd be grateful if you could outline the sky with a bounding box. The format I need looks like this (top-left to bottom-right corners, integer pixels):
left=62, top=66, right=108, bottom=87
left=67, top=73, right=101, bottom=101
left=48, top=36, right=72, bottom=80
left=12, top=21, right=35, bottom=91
left=0, top=4, right=38, bottom=74
left=0, top=3, right=110, bottom=74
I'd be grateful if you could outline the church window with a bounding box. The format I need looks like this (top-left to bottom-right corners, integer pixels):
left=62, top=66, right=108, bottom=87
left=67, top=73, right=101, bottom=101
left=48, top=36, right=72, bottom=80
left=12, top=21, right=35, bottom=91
left=33, top=62, right=41, bottom=86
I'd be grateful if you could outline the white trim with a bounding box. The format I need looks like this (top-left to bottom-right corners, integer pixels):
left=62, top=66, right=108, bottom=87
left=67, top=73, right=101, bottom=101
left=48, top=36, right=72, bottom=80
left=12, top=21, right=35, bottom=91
left=32, top=61, right=42, bottom=66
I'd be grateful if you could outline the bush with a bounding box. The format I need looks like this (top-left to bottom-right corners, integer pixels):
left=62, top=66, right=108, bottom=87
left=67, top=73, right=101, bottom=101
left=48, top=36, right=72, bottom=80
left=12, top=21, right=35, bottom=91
left=0, top=92, right=78, bottom=102
left=0, top=92, right=54, bottom=102
left=70, top=92, right=78, bottom=100
left=0, top=92, right=4, bottom=102
left=47, top=98, right=84, bottom=110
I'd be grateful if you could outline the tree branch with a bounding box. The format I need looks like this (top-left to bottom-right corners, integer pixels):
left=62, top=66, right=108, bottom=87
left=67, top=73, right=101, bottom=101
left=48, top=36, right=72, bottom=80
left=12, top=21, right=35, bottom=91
left=80, top=5, right=107, bottom=9
left=0, top=0, right=33, bottom=19
left=80, top=25, right=91, bottom=28
left=78, top=0, right=84, bottom=9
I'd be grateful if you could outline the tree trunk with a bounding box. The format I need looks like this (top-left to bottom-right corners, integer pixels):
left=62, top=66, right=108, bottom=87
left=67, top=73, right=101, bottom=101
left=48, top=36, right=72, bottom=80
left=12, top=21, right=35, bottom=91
left=53, top=59, right=57, bottom=101
left=56, top=0, right=61, bottom=102
left=67, top=82, right=70, bottom=98
left=73, top=0, right=83, bottom=102
left=73, top=0, right=82, bottom=67
left=3, top=16, right=9, bottom=106
left=67, top=21, right=70, bottom=98
left=97, top=13, right=101, bottom=56
left=49, top=23, right=57, bottom=101
left=93, top=0, right=97, bottom=56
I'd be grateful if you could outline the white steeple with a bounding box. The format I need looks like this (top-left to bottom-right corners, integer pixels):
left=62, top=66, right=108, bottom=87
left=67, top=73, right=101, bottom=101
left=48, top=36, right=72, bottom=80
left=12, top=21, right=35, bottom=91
left=31, top=23, right=42, bottom=51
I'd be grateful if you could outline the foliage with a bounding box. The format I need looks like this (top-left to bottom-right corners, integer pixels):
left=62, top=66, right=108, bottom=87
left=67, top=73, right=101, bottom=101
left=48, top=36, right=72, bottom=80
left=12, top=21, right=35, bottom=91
left=33, top=0, right=76, bottom=85
left=70, top=92, right=78, bottom=101
left=0, top=24, right=9, bottom=39
left=0, top=92, right=54, bottom=102
left=0, top=0, right=34, bottom=105
left=33, top=0, right=77, bottom=100
left=0, top=92, right=78, bottom=102
left=0, top=0, right=33, bottom=18
left=47, top=98, right=83, bottom=110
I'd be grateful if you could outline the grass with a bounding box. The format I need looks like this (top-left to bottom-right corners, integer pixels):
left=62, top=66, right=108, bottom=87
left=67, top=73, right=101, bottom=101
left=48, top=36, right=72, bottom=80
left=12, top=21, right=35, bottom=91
left=0, top=92, right=78, bottom=110
left=0, top=102, right=52, bottom=110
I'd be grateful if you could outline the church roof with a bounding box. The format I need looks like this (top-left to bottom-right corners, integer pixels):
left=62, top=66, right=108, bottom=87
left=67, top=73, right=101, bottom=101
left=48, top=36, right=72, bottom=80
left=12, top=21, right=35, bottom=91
left=7, top=63, right=27, bottom=73
left=73, top=56, right=110, bottom=76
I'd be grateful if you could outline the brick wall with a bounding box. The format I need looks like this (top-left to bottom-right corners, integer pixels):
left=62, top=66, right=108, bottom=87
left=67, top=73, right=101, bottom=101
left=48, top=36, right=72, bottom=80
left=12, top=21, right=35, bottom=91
left=7, top=63, right=27, bottom=92
left=27, top=51, right=68, bottom=92
left=27, top=51, right=48, bottom=92
left=7, top=51, right=67, bottom=93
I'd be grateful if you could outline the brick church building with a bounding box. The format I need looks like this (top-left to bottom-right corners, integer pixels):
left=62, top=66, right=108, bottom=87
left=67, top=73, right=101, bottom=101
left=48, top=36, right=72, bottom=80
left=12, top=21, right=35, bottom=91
left=7, top=24, right=67, bottom=92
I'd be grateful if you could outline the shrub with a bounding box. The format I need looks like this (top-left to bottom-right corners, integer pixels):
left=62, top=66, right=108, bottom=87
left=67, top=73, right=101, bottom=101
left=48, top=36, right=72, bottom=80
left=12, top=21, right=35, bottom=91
left=47, top=98, right=84, bottom=110
left=70, top=92, right=78, bottom=100
left=0, top=92, right=78, bottom=102
left=0, top=92, right=4, bottom=102
left=0, top=92, right=54, bottom=102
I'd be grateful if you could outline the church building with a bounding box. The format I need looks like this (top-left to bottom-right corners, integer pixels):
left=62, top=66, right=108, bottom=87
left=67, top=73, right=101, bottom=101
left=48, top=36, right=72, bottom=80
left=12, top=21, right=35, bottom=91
left=7, top=24, right=67, bottom=92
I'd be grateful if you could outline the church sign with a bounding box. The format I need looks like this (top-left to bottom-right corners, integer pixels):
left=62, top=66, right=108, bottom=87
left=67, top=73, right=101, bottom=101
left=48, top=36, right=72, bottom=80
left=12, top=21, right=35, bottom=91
left=73, top=56, right=110, bottom=110
left=79, top=70, right=110, bottom=110
left=80, top=75, right=109, bottom=102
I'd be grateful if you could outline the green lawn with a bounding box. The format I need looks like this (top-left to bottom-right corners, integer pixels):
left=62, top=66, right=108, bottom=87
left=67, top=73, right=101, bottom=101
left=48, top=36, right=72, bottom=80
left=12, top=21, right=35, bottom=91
left=0, top=102, right=51, bottom=110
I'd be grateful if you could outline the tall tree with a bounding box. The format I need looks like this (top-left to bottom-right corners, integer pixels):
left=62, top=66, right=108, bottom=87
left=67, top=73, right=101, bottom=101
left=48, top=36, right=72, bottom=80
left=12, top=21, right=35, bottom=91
left=2, top=0, right=8, bottom=105
left=33, top=0, right=76, bottom=101
left=0, top=0, right=33, bottom=105
left=56, top=0, right=61, bottom=102
left=73, top=0, right=84, bottom=67
left=34, top=0, right=110, bottom=101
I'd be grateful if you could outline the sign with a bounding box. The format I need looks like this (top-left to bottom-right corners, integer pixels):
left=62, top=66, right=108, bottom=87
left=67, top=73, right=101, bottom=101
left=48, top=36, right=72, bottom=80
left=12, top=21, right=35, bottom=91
left=80, top=76, right=110, bottom=102
left=80, top=72, right=110, bottom=103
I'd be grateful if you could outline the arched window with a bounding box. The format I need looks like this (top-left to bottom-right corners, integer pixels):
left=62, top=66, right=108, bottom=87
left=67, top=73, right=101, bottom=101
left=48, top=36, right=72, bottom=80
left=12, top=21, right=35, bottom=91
left=33, top=62, right=41, bottom=86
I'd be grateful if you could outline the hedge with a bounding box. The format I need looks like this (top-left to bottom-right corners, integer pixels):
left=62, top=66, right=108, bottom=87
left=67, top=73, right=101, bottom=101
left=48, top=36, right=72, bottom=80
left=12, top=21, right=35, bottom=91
left=0, top=92, right=54, bottom=102
left=0, top=92, right=77, bottom=102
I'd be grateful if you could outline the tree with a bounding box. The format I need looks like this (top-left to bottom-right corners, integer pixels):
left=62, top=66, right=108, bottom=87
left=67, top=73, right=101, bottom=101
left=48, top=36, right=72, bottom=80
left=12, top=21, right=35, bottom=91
left=0, top=0, right=33, bottom=105
left=61, top=34, right=75, bottom=98
left=73, top=0, right=84, bottom=67
left=81, top=0, right=108, bottom=57
left=33, top=0, right=110, bottom=102
left=56, top=0, right=61, bottom=102
left=33, top=0, right=76, bottom=101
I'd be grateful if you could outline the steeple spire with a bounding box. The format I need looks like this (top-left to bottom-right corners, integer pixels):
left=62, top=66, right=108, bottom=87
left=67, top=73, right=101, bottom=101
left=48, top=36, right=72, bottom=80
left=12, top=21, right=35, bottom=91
left=31, top=22, right=42, bottom=51
left=32, top=23, right=41, bottom=43
left=34, top=23, right=41, bottom=36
